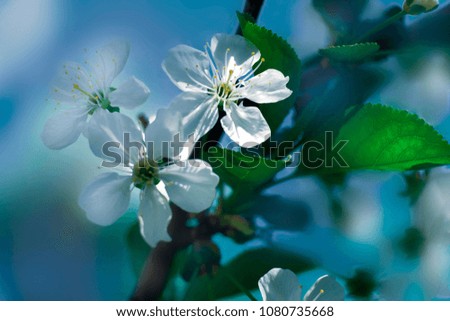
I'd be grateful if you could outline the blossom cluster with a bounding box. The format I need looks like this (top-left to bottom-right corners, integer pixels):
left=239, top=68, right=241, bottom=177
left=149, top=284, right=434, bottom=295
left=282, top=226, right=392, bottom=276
left=41, top=35, right=292, bottom=247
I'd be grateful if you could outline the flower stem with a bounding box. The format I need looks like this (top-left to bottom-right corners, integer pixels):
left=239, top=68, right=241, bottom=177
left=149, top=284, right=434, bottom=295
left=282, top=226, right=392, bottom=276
left=355, top=10, right=406, bottom=43
left=223, top=269, right=258, bottom=301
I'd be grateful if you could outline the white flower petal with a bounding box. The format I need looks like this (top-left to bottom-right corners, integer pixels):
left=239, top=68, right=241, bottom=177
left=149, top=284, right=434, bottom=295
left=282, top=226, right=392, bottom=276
left=53, top=62, right=95, bottom=105
left=145, top=108, right=184, bottom=161
left=169, top=92, right=219, bottom=142
left=78, top=172, right=132, bottom=226
left=159, top=160, right=219, bottom=213
left=162, top=45, right=211, bottom=93
left=109, top=76, right=150, bottom=109
left=210, top=33, right=260, bottom=71
left=303, top=275, right=345, bottom=301
left=220, top=102, right=271, bottom=147
left=258, top=268, right=302, bottom=301
left=243, top=69, right=292, bottom=104
left=86, top=109, right=143, bottom=165
left=90, top=41, right=130, bottom=91
left=41, top=107, right=88, bottom=149
left=139, top=186, right=172, bottom=247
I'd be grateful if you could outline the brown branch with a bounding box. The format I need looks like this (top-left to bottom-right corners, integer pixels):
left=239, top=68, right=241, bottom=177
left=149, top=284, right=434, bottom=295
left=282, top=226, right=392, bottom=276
left=130, top=0, right=265, bottom=301
left=130, top=206, right=191, bottom=300
left=130, top=206, right=224, bottom=300
left=236, top=0, right=264, bottom=35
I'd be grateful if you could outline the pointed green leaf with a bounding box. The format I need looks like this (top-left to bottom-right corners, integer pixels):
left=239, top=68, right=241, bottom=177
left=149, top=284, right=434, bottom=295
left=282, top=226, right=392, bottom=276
left=238, top=12, right=301, bottom=131
left=205, top=146, right=290, bottom=189
left=312, top=104, right=450, bottom=172
left=319, top=42, right=380, bottom=62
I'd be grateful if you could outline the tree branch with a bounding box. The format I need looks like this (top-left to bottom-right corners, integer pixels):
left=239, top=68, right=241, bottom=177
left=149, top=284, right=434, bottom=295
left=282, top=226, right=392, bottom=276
left=130, top=206, right=190, bottom=301
left=130, top=0, right=265, bottom=301
left=236, top=0, right=264, bottom=35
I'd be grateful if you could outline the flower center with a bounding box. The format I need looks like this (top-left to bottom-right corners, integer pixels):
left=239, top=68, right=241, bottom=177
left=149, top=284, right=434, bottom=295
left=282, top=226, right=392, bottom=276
left=73, top=83, right=118, bottom=113
left=216, top=82, right=233, bottom=99
left=132, top=158, right=160, bottom=189
left=212, top=69, right=236, bottom=106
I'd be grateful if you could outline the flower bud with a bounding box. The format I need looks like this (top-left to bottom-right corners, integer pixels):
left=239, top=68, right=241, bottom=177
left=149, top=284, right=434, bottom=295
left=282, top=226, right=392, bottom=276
left=403, top=0, right=439, bottom=15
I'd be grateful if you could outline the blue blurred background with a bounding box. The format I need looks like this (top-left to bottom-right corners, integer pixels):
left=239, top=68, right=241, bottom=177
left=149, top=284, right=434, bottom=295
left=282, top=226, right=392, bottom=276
left=0, top=0, right=449, bottom=300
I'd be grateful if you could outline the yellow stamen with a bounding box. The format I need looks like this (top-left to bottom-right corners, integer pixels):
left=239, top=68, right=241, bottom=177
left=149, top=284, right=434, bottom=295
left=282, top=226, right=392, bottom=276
left=226, top=69, right=234, bottom=83
left=73, top=83, right=96, bottom=100
left=312, top=289, right=325, bottom=301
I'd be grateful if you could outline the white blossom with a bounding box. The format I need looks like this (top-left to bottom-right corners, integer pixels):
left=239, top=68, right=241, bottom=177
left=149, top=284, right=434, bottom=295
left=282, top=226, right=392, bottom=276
left=78, top=109, right=219, bottom=247
left=42, top=41, right=150, bottom=150
left=258, top=268, right=345, bottom=301
left=162, top=33, right=292, bottom=147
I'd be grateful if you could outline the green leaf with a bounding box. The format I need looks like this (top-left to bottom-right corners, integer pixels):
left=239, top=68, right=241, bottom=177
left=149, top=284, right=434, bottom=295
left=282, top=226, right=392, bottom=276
left=319, top=43, right=380, bottom=62
left=305, top=104, right=450, bottom=172
left=236, top=11, right=255, bottom=26
left=204, top=146, right=290, bottom=190
left=237, top=12, right=301, bottom=131
left=184, top=248, right=315, bottom=300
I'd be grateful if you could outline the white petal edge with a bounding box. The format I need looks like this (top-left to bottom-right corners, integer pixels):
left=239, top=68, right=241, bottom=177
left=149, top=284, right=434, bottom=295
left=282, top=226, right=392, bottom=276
left=242, top=69, right=292, bottom=104
left=258, top=268, right=302, bottom=301
left=78, top=172, right=132, bottom=226
left=169, top=92, right=219, bottom=143
left=303, top=275, right=345, bottom=301
left=86, top=109, right=143, bottom=165
left=210, top=33, right=260, bottom=71
left=53, top=62, right=95, bottom=105
left=220, top=102, right=271, bottom=147
left=145, top=108, right=184, bottom=161
left=109, top=76, right=150, bottom=109
left=138, top=186, right=172, bottom=247
left=159, top=160, right=219, bottom=213
left=89, top=41, right=130, bottom=91
left=41, top=107, right=88, bottom=149
left=162, top=44, right=211, bottom=93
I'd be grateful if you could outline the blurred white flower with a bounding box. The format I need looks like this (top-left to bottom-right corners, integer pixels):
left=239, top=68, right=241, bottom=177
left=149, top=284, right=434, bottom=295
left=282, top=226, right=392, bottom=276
left=258, top=268, right=345, bottom=301
left=289, top=0, right=329, bottom=58
left=403, top=0, right=439, bottom=15
left=414, top=168, right=450, bottom=242
left=339, top=173, right=387, bottom=243
left=380, top=167, right=450, bottom=299
left=78, top=109, right=219, bottom=247
left=162, top=33, right=292, bottom=147
left=412, top=167, right=450, bottom=296
left=41, top=41, right=150, bottom=150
